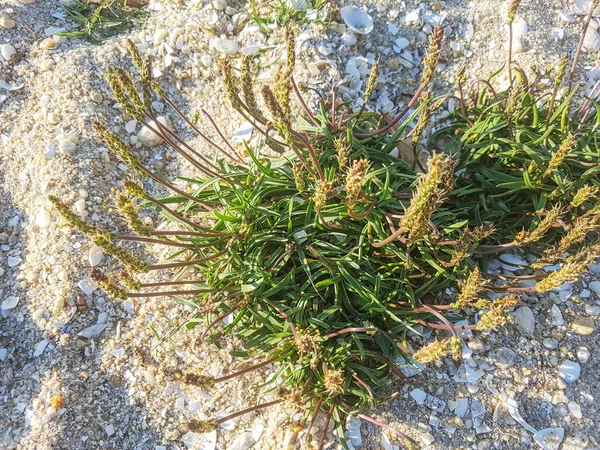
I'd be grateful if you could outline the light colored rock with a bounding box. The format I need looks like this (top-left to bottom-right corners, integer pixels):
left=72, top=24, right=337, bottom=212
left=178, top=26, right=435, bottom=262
left=40, top=38, right=56, bottom=50
left=226, top=432, right=255, bottom=450
left=577, top=346, right=590, bottom=363
left=74, top=199, right=86, bottom=212
left=589, top=281, right=600, bottom=296
left=1, top=296, right=20, bottom=311
left=543, top=338, right=559, bottom=350
left=125, top=119, right=137, bottom=134
left=1, top=44, right=17, bottom=61
left=533, top=428, right=564, bottom=450
left=0, top=13, right=16, bottom=30
left=0, top=348, right=7, bottom=361
left=211, top=37, right=238, bottom=55
left=88, top=245, right=103, bottom=267
left=105, top=424, right=115, bottom=437
left=40, top=59, right=55, bottom=71
left=18, top=0, right=36, bottom=4
left=137, top=116, right=172, bottom=147
left=568, top=401, right=582, bottom=419
left=35, top=209, right=51, bottom=228
left=58, top=140, right=76, bottom=156
left=154, top=28, right=168, bottom=46
left=421, top=432, right=435, bottom=446
left=513, top=306, right=535, bottom=336
left=570, top=315, right=595, bottom=335
left=212, top=0, right=227, bottom=10
left=7, top=256, right=21, bottom=267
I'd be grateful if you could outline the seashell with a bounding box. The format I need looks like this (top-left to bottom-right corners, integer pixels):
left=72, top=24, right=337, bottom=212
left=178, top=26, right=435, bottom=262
left=340, top=6, right=374, bottom=35
left=571, top=0, right=600, bottom=16
left=88, top=245, right=103, bottom=267
left=533, top=428, right=564, bottom=450
left=583, top=28, right=600, bottom=52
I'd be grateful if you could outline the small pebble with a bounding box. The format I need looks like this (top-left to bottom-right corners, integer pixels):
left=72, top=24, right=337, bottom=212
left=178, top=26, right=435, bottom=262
left=1, top=44, right=17, bottom=61
left=558, top=360, right=581, bottom=383
left=513, top=306, right=535, bottom=336
left=570, top=315, right=595, bottom=336
left=568, top=401, right=583, bottom=419
left=212, top=0, right=227, bottom=10
left=577, top=346, right=590, bottom=363
left=543, top=338, right=559, bottom=350
left=74, top=199, right=86, bottom=213
left=0, top=13, right=16, bottom=30
left=40, top=38, right=56, bottom=50
left=154, top=28, right=168, bottom=46
left=58, top=140, right=76, bottom=156
left=35, top=209, right=51, bottom=228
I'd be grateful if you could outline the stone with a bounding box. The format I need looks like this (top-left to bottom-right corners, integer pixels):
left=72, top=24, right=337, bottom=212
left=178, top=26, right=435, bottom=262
left=212, top=0, right=227, bottom=10
left=490, top=347, right=517, bottom=369
left=576, top=346, right=590, bottom=363
left=570, top=315, right=594, bottom=335
left=584, top=304, right=600, bottom=316
left=35, top=209, right=51, bottom=228
left=513, top=306, right=535, bottom=335
left=558, top=360, right=581, bottom=383
left=543, top=338, right=559, bottom=350
left=421, top=432, right=435, bottom=446
left=589, top=281, right=600, bottom=296
left=226, top=432, right=255, bottom=450
left=105, top=424, right=115, bottom=437
left=568, top=401, right=582, bottom=419
left=40, top=38, right=56, bottom=50
left=137, top=116, right=172, bottom=147
left=533, top=428, right=564, bottom=450
left=17, top=0, right=36, bottom=4
left=0, top=13, right=16, bottom=30
left=58, top=140, right=76, bottom=156
left=40, top=59, right=55, bottom=71
left=153, top=28, right=168, bottom=46
left=88, top=245, right=103, bottom=267
left=0, top=44, right=17, bottom=61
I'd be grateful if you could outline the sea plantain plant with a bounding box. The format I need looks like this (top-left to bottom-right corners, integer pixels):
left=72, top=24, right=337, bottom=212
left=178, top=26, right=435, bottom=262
left=49, top=20, right=600, bottom=449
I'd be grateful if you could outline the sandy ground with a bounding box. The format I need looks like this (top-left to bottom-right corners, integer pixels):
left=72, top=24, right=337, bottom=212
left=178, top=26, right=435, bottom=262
left=1, top=0, right=600, bottom=449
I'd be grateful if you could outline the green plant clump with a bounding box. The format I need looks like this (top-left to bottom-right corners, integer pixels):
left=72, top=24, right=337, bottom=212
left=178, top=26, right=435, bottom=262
left=50, top=24, right=600, bottom=448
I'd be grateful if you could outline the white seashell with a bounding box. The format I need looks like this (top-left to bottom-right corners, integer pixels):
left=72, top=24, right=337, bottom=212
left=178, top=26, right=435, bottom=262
left=44, top=143, right=56, bottom=159
left=583, top=28, right=600, bottom=51
left=240, top=38, right=264, bottom=56
left=88, top=245, right=103, bottom=267
left=0, top=44, right=17, bottom=60
left=7, top=256, right=21, bottom=267
left=35, top=209, right=51, bottom=228
left=78, top=323, right=108, bottom=339
left=533, top=428, right=564, bottom=450
left=1, top=296, right=20, bottom=311
left=571, top=0, right=600, bottom=16
left=340, top=6, right=374, bottom=35
left=210, top=37, right=238, bottom=55
left=558, top=359, right=581, bottom=382
left=559, top=11, right=575, bottom=22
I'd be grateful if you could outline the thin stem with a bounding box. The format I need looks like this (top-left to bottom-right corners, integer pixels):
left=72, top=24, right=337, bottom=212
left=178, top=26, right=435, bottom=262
left=508, top=23, right=514, bottom=89
left=160, top=93, right=244, bottom=162
left=355, top=82, right=427, bottom=138
left=340, top=401, right=418, bottom=446
left=421, top=305, right=459, bottom=339
left=416, top=319, right=476, bottom=331
left=351, top=374, right=376, bottom=406
left=215, top=356, right=279, bottom=382
left=148, top=252, right=226, bottom=270
left=200, top=301, right=242, bottom=338
left=201, top=109, right=245, bottom=162
left=305, top=397, right=325, bottom=443
left=139, top=280, right=206, bottom=287
left=317, top=404, right=335, bottom=450
left=115, top=235, right=195, bottom=249
left=569, top=1, right=598, bottom=89
left=128, top=289, right=219, bottom=298
left=291, top=78, right=320, bottom=127
left=217, top=399, right=283, bottom=424
left=151, top=230, right=215, bottom=237
left=327, top=327, right=377, bottom=339
left=145, top=195, right=224, bottom=234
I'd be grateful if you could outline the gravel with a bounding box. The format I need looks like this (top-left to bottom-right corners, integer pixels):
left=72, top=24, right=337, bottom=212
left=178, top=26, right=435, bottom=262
left=1, top=0, right=600, bottom=449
